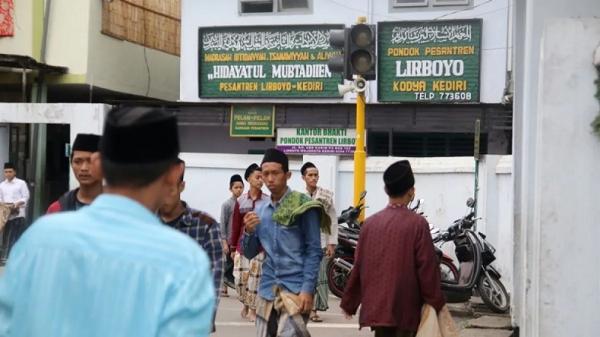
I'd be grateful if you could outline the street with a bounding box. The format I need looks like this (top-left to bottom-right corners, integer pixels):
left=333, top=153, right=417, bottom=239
left=215, top=294, right=371, bottom=337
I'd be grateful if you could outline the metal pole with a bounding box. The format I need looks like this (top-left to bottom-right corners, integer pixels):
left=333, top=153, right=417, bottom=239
left=354, top=89, right=366, bottom=221
left=473, top=119, right=481, bottom=229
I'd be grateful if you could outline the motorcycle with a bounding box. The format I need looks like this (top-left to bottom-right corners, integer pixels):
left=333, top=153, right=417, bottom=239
left=326, top=191, right=365, bottom=298
left=433, top=198, right=510, bottom=313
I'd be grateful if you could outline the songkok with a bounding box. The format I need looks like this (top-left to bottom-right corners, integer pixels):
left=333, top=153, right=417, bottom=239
left=244, top=163, right=260, bottom=181
left=230, top=174, right=243, bottom=187
left=3, top=162, right=15, bottom=170
left=261, top=148, right=289, bottom=172
left=72, top=134, right=101, bottom=153
left=383, top=160, right=415, bottom=197
left=100, top=106, right=180, bottom=164
left=300, top=162, right=316, bottom=176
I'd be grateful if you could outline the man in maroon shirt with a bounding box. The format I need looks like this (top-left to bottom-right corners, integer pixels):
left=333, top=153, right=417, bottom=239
left=340, top=160, right=445, bottom=337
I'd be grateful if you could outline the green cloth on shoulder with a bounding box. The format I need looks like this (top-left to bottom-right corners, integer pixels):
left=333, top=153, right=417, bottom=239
left=272, top=191, right=331, bottom=234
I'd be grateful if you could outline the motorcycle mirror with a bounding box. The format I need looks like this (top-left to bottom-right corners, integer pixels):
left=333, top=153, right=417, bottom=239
left=466, top=198, right=476, bottom=208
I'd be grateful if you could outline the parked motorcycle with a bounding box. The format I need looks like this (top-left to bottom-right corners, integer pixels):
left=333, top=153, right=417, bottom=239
left=433, top=198, right=510, bottom=313
left=326, top=191, right=365, bottom=298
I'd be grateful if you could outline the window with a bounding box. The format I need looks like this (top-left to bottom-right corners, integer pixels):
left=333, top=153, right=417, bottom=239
left=367, top=131, right=488, bottom=157
left=392, top=0, right=428, bottom=7
left=390, top=0, right=471, bottom=10
left=239, top=0, right=310, bottom=14
left=432, top=0, right=470, bottom=5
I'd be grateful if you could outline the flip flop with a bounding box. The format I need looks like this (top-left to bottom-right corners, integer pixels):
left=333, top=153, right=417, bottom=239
left=310, top=315, right=323, bottom=323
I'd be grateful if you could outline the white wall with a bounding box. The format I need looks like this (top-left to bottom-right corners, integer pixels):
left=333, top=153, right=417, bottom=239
left=0, top=0, right=34, bottom=57
left=180, top=152, right=514, bottom=287
left=180, top=0, right=509, bottom=103
left=514, top=18, right=600, bottom=337
left=45, top=0, right=91, bottom=74
left=513, top=0, right=600, bottom=334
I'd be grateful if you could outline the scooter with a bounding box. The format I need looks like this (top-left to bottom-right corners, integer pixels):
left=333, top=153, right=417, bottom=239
left=433, top=198, right=510, bottom=313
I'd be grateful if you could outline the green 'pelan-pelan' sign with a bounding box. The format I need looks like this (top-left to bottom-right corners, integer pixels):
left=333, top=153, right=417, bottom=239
left=199, top=25, right=344, bottom=98
left=378, top=19, right=482, bottom=103
left=230, top=105, right=275, bottom=137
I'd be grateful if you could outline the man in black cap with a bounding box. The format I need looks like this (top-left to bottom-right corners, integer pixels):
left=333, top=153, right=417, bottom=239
left=47, top=133, right=103, bottom=213
left=0, top=162, right=29, bottom=261
left=219, top=174, right=244, bottom=297
left=0, top=106, right=216, bottom=336
left=229, top=163, right=269, bottom=322
left=242, top=149, right=327, bottom=337
left=341, top=160, right=445, bottom=337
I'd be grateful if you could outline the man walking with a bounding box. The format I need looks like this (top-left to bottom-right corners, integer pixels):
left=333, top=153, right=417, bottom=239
left=0, top=106, right=215, bottom=336
left=229, top=163, right=269, bottom=322
left=220, top=174, right=244, bottom=297
left=243, top=149, right=328, bottom=337
left=0, top=162, right=29, bottom=261
left=158, top=158, right=224, bottom=332
left=47, top=133, right=103, bottom=213
left=300, top=162, right=339, bottom=323
left=340, top=160, right=445, bottom=337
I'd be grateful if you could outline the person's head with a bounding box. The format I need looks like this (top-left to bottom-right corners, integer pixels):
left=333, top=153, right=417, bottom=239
left=70, top=133, right=102, bottom=187
left=99, top=106, right=182, bottom=210
left=383, top=160, right=415, bottom=201
left=3, top=162, right=16, bottom=181
left=300, top=162, right=319, bottom=190
left=260, top=148, right=291, bottom=196
left=229, top=174, right=244, bottom=198
left=244, top=163, right=263, bottom=191
left=159, top=158, right=186, bottom=215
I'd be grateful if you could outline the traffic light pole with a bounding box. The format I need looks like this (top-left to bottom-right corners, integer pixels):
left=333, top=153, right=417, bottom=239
left=354, top=85, right=366, bottom=221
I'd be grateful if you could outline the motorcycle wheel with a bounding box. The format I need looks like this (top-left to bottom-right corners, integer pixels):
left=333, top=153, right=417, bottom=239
left=327, top=256, right=352, bottom=298
left=440, top=259, right=459, bottom=283
left=478, top=273, right=510, bottom=313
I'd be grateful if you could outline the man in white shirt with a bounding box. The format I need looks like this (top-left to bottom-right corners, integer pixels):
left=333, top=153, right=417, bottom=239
left=0, top=162, right=30, bottom=261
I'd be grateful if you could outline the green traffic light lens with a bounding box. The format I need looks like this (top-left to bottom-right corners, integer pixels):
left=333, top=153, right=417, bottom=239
left=351, top=50, right=373, bottom=73
left=351, top=25, right=373, bottom=48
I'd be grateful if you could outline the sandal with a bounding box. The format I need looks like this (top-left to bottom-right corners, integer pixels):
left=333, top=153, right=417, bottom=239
left=310, top=315, right=323, bottom=323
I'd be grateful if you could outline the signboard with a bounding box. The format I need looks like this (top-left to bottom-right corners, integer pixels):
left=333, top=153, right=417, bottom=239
left=378, top=19, right=482, bottom=103
left=230, top=105, right=275, bottom=137
left=198, top=25, right=344, bottom=98
left=276, top=128, right=360, bottom=154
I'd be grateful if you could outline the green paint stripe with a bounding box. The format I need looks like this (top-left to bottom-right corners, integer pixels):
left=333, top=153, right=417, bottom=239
left=32, top=0, right=44, bottom=60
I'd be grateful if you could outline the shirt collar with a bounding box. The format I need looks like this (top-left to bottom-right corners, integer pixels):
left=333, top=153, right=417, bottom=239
left=245, top=189, right=263, bottom=201
left=269, top=187, right=291, bottom=209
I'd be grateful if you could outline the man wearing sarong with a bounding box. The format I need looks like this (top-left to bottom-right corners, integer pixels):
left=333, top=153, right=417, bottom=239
left=243, top=149, right=328, bottom=337
left=230, top=163, right=269, bottom=322
left=300, top=162, right=339, bottom=323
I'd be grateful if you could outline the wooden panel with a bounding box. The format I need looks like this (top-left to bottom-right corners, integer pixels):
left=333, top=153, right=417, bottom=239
left=101, top=0, right=180, bottom=56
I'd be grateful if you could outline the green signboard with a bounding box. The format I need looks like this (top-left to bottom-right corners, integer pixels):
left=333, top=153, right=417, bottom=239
left=230, top=105, right=275, bottom=137
left=378, top=20, right=482, bottom=103
left=199, top=25, right=344, bottom=98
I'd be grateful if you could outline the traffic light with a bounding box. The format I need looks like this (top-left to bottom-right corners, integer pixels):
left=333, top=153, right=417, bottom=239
left=327, top=24, right=376, bottom=81
left=348, top=24, right=376, bottom=80
left=327, top=28, right=350, bottom=80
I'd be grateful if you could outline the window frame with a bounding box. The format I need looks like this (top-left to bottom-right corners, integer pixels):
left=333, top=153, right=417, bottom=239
left=391, top=0, right=429, bottom=8
left=432, top=0, right=470, bottom=6
left=389, top=0, right=472, bottom=11
left=238, top=0, right=312, bottom=15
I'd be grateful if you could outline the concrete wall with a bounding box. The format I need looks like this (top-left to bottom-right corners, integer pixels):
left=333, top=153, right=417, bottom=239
left=0, top=0, right=34, bottom=57
left=180, top=152, right=514, bottom=288
left=0, top=124, right=8, bottom=166
left=513, top=14, right=600, bottom=336
left=86, top=0, right=180, bottom=100
left=180, top=0, right=510, bottom=103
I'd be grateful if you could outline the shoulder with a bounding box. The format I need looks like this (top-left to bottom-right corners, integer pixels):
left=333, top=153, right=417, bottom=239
left=189, top=208, right=218, bottom=226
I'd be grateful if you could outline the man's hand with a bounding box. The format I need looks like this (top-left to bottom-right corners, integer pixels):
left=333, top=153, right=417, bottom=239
left=341, top=309, right=353, bottom=320
left=243, top=211, right=260, bottom=233
left=298, top=292, right=314, bottom=314
left=326, top=244, right=336, bottom=258
left=230, top=251, right=236, bottom=260
left=221, top=240, right=229, bottom=255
